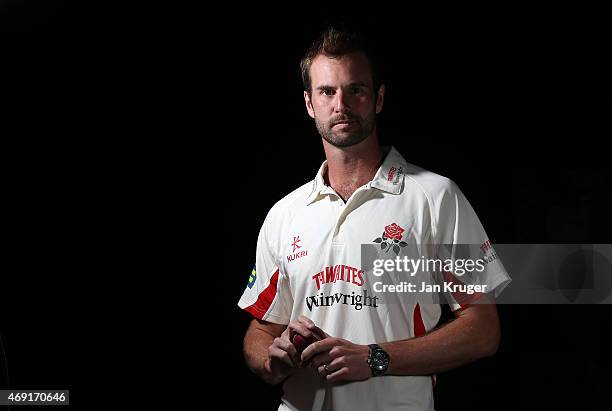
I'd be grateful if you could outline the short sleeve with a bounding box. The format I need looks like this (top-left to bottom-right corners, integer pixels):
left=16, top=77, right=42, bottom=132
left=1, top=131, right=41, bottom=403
left=433, top=181, right=511, bottom=311
left=237, top=210, right=293, bottom=324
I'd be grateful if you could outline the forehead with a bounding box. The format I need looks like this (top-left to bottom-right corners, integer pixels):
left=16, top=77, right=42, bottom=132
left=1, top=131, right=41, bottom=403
left=309, top=52, right=373, bottom=87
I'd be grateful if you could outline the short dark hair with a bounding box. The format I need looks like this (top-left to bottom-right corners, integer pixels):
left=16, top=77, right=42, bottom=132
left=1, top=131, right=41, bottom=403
left=300, top=27, right=383, bottom=96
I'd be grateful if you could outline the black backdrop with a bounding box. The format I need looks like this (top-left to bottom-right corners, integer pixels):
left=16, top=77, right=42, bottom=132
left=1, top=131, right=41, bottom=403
left=1, top=2, right=610, bottom=410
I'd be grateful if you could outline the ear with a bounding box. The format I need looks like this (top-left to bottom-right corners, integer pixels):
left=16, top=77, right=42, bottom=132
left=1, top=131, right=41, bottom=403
left=375, top=84, right=385, bottom=114
left=304, top=90, right=315, bottom=119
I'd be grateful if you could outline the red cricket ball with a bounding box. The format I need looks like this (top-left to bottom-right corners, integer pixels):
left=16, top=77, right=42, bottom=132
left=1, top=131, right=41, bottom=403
left=292, top=333, right=312, bottom=354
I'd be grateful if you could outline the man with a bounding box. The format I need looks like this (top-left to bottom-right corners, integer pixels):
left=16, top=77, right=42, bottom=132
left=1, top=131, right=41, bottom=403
left=238, top=27, right=511, bottom=411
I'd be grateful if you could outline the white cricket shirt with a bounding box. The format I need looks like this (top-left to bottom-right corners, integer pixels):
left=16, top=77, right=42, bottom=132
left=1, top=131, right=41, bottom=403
left=238, top=146, right=511, bottom=411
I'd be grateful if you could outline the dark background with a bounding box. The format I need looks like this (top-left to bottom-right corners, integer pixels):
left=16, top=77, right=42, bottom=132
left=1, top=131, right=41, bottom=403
left=1, top=1, right=610, bottom=409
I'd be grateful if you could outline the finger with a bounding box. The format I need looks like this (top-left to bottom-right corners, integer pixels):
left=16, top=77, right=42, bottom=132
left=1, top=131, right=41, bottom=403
left=326, top=367, right=349, bottom=383
left=297, top=317, right=328, bottom=339
left=309, top=325, right=329, bottom=340
left=317, top=356, right=343, bottom=377
left=301, top=338, right=336, bottom=363
left=289, top=321, right=313, bottom=339
left=274, top=337, right=297, bottom=357
left=309, top=352, right=333, bottom=368
left=297, top=315, right=315, bottom=328
left=293, top=317, right=329, bottom=342
left=301, top=340, right=321, bottom=363
left=281, top=326, right=291, bottom=338
left=269, top=346, right=296, bottom=368
left=273, top=337, right=300, bottom=364
left=269, top=345, right=295, bottom=366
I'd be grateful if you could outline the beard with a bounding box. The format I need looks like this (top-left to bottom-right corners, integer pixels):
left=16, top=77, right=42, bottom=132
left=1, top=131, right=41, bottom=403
left=314, top=109, right=376, bottom=148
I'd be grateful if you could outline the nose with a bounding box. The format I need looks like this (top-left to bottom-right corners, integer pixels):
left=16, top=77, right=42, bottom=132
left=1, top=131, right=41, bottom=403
left=334, top=89, right=350, bottom=112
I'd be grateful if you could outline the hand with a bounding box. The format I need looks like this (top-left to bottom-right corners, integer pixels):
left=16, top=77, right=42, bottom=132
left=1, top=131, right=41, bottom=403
left=287, top=315, right=328, bottom=349
left=264, top=327, right=298, bottom=384
left=265, top=316, right=327, bottom=384
left=301, top=337, right=371, bottom=383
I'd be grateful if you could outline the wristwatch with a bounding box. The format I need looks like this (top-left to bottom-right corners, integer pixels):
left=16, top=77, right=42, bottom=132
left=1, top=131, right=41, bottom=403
left=367, top=344, right=390, bottom=377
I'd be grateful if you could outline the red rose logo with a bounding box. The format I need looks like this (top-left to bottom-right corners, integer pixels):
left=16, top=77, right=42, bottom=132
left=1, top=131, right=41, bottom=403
left=385, top=223, right=405, bottom=241
left=373, top=223, right=408, bottom=255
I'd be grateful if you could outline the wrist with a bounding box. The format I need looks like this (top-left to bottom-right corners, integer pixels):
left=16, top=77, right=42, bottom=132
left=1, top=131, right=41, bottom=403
left=367, top=344, right=390, bottom=377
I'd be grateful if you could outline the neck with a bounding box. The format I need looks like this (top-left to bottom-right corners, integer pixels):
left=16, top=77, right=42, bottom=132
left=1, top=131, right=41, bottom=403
left=322, top=132, right=384, bottom=201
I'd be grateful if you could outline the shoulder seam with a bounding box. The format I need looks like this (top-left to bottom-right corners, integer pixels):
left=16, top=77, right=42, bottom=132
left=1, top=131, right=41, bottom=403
left=403, top=174, right=438, bottom=241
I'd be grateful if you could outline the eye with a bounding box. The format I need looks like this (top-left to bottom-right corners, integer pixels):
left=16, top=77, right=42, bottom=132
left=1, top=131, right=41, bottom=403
left=320, top=88, right=335, bottom=96
left=351, top=86, right=363, bottom=95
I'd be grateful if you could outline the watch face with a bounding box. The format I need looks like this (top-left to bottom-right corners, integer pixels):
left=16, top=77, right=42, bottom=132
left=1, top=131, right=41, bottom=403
left=369, top=345, right=390, bottom=376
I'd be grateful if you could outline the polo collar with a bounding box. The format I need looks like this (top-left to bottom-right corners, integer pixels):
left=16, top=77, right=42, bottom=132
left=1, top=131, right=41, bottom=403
left=306, top=146, right=407, bottom=205
left=370, top=146, right=407, bottom=194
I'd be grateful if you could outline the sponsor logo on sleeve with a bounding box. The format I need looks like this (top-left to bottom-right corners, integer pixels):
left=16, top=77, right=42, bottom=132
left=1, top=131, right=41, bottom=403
left=247, top=266, right=256, bottom=288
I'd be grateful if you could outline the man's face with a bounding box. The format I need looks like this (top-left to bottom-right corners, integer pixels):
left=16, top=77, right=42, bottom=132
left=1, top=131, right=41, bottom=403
left=304, top=52, right=384, bottom=148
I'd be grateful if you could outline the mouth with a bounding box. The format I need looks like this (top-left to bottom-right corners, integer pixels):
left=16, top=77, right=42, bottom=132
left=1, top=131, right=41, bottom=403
left=333, top=120, right=355, bottom=127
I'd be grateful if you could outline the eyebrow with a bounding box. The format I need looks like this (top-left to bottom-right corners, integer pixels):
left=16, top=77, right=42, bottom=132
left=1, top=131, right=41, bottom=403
left=315, top=82, right=369, bottom=91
